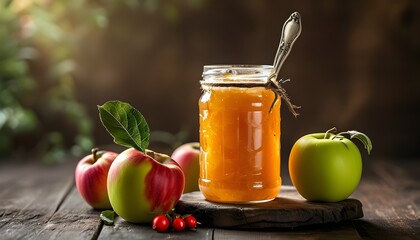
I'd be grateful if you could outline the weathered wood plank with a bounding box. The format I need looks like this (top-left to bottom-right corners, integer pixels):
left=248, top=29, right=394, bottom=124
left=1, top=158, right=418, bottom=239
left=352, top=159, right=420, bottom=240
left=0, top=162, right=75, bottom=239
left=98, top=215, right=214, bottom=240
left=34, top=186, right=103, bottom=239
left=213, top=222, right=362, bottom=240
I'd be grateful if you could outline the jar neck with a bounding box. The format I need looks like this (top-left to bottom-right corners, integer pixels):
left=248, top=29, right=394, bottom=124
left=201, top=65, right=274, bottom=85
left=200, top=64, right=300, bottom=117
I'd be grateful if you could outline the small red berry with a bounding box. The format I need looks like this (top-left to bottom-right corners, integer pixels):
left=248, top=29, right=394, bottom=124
left=172, top=217, right=186, bottom=232
left=184, top=216, right=197, bottom=229
left=152, top=215, right=170, bottom=233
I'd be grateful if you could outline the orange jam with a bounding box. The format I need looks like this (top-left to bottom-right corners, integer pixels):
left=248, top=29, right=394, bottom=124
left=199, top=65, right=281, bottom=203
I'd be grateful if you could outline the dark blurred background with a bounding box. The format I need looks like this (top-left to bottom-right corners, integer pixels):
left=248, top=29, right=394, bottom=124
left=1, top=0, right=419, bottom=163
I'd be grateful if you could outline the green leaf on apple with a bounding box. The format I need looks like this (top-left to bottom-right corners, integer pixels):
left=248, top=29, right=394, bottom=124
left=100, top=210, right=115, bottom=226
left=327, top=128, right=373, bottom=155
left=344, top=130, right=372, bottom=154
left=98, top=101, right=149, bottom=152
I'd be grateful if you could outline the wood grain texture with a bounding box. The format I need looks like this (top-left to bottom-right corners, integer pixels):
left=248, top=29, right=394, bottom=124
left=176, top=186, right=363, bottom=229
left=0, top=158, right=418, bottom=239
left=0, top=163, right=75, bottom=239
left=352, top=159, right=420, bottom=240
left=214, top=222, right=362, bottom=240
left=0, top=161, right=102, bottom=239
left=34, top=187, right=103, bottom=239
left=98, top=216, right=214, bottom=240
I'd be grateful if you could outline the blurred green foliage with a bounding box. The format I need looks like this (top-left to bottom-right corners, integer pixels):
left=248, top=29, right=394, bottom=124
left=1, top=1, right=39, bottom=158
left=0, top=0, right=109, bottom=162
left=0, top=0, right=206, bottom=162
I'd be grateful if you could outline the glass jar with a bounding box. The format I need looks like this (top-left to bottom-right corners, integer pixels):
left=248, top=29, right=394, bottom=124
left=199, top=65, right=281, bottom=203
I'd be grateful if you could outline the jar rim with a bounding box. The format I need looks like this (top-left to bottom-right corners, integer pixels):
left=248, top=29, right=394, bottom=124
left=203, top=64, right=273, bottom=70
left=202, top=65, right=274, bottom=84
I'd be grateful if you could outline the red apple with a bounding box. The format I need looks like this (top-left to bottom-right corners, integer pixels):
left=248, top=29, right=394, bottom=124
left=107, top=148, right=185, bottom=223
left=75, top=148, right=118, bottom=209
left=171, top=142, right=200, bottom=193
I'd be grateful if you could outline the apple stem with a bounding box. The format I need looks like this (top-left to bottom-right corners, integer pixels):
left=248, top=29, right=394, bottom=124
left=192, top=143, right=200, bottom=151
left=145, top=149, right=155, bottom=159
left=332, top=132, right=346, bottom=140
left=91, top=148, right=99, bottom=162
left=324, top=127, right=337, bottom=139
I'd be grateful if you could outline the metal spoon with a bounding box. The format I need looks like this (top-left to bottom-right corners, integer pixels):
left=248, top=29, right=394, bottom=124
left=272, top=12, right=302, bottom=79
left=267, top=12, right=302, bottom=117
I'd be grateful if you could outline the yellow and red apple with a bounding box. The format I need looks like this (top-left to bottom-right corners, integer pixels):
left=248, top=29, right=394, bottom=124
left=107, top=148, right=185, bottom=223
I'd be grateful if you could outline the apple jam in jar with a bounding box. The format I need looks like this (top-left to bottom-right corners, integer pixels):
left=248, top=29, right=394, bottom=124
left=199, top=65, right=281, bottom=203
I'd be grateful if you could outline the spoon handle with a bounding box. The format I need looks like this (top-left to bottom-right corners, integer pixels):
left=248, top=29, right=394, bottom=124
left=273, top=12, right=302, bottom=78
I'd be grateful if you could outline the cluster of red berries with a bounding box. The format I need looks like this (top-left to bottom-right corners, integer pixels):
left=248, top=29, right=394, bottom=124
left=152, top=213, right=198, bottom=233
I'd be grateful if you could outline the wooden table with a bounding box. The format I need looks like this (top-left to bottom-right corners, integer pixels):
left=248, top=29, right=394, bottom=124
left=0, top=158, right=418, bottom=239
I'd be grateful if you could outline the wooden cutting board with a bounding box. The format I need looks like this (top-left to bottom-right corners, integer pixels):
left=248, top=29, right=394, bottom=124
left=175, top=185, right=363, bottom=229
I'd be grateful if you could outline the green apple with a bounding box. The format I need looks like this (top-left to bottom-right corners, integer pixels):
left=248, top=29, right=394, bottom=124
left=288, top=128, right=372, bottom=202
